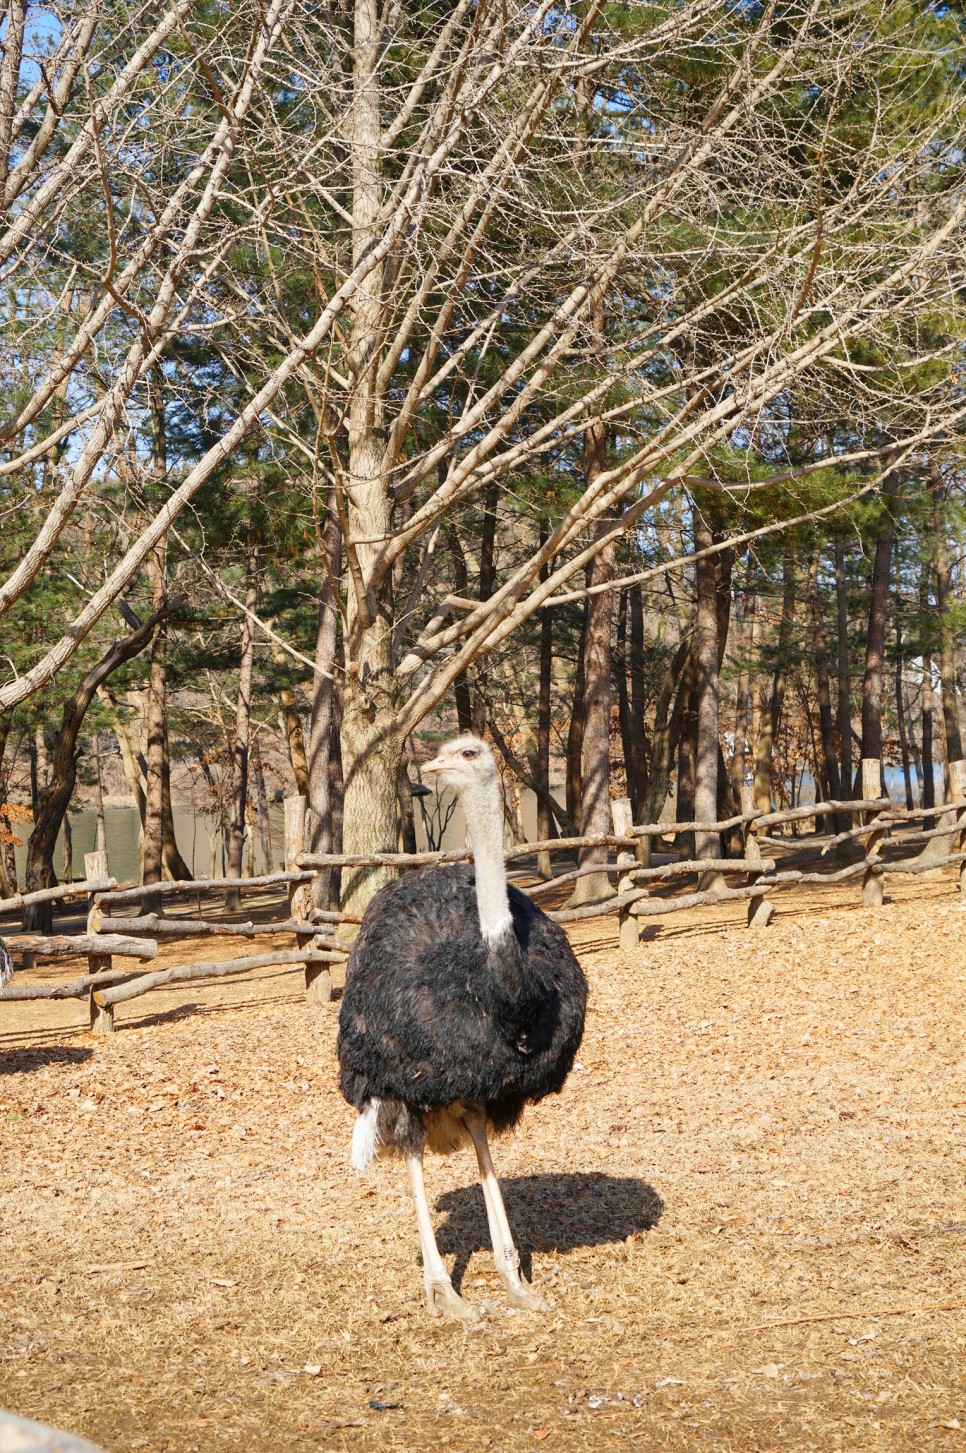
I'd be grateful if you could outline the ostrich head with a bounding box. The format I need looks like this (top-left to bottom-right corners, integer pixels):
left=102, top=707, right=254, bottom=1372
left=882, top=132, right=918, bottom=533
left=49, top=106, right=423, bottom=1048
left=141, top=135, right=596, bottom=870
left=421, top=734, right=499, bottom=796
left=423, top=735, right=511, bottom=944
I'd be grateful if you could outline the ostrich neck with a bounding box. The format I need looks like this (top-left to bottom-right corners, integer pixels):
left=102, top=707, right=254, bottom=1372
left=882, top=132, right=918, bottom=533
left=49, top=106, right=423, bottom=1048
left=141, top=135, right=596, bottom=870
left=462, top=780, right=513, bottom=946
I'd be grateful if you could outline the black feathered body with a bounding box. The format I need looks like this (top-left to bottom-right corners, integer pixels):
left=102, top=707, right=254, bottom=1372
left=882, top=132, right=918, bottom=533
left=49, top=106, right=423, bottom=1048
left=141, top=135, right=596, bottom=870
left=338, top=863, right=586, bottom=1152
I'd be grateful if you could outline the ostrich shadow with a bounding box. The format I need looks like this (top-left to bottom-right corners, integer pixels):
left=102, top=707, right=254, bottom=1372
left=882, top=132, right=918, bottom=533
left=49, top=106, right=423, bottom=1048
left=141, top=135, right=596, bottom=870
left=434, top=1171, right=663, bottom=1290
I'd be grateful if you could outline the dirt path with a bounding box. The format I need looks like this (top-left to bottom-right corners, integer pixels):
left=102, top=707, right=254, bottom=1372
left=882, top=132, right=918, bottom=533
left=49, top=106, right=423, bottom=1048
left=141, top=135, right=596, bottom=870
left=1, top=874, right=965, bottom=1451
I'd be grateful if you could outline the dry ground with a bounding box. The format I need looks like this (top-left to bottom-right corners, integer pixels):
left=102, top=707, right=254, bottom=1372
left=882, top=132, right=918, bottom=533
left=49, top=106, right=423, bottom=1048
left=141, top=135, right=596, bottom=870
left=1, top=872, right=965, bottom=1452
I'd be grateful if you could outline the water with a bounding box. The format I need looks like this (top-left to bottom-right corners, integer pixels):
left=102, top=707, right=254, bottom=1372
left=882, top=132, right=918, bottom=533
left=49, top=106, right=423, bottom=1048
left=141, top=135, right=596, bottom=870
left=9, top=764, right=946, bottom=890
left=12, top=805, right=289, bottom=887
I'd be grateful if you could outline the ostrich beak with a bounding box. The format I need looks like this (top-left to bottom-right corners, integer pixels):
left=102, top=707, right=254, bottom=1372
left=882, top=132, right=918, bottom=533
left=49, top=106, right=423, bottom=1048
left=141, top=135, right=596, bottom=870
left=422, top=754, right=448, bottom=776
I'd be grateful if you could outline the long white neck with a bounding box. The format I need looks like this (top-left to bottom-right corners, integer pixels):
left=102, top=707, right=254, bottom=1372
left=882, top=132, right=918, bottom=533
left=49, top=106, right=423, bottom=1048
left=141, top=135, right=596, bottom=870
left=461, top=777, right=513, bottom=946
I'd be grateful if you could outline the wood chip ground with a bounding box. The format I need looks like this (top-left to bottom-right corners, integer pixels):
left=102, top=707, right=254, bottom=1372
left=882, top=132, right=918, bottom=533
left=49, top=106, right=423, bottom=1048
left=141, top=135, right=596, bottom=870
left=1, top=871, right=965, bottom=1451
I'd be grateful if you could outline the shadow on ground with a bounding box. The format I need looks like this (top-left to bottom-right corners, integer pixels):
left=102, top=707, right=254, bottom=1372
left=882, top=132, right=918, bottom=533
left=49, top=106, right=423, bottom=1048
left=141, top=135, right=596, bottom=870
left=435, top=1171, right=663, bottom=1287
left=0, top=1044, right=93, bottom=1074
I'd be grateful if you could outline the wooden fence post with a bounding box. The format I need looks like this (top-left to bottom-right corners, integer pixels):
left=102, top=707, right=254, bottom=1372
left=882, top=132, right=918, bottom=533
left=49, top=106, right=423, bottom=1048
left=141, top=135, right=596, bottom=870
left=740, top=788, right=762, bottom=865
left=861, top=760, right=882, bottom=821
left=85, top=851, right=108, bottom=933
left=747, top=891, right=774, bottom=929
left=88, top=953, right=115, bottom=1034
left=860, top=815, right=888, bottom=908
left=950, top=760, right=966, bottom=898
left=612, top=798, right=641, bottom=951
left=286, top=794, right=332, bottom=1004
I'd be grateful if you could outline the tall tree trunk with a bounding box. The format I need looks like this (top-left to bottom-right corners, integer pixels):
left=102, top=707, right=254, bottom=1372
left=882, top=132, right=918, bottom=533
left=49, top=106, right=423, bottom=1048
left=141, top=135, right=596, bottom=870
left=833, top=535, right=853, bottom=801
left=904, top=675, right=924, bottom=808
left=535, top=534, right=555, bottom=879
left=642, top=630, right=692, bottom=863
left=894, top=586, right=914, bottom=810
left=396, top=748, right=418, bottom=854
left=618, top=584, right=648, bottom=819
left=470, top=482, right=499, bottom=733
left=572, top=399, right=616, bottom=905
left=143, top=369, right=169, bottom=891
left=754, top=553, right=796, bottom=812
left=308, top=492, right=343, bottom=910
left=252, top=740, right=273, bottom=871
left=337, top=0, right=404, bottom=914
left=730, top=575, right=755, bottom=805
left=616, top=591, right=633, bottom=809
left=921, top=569, right=936, bottom=819
left=90, top=733, right=108, bottom=855
left=807, top=548, right=844, bottom=829
left=565, top=599, right=588, bottom=830
left=674, top=654, right=698, bottom=856
left=859, top=464, right=900, bottom=793
left=276, top=680, right=310, bottom=796
left=24, top=607, right=171, bottom=930
left=446, top=523, right=474, bottom=733
left=101, top=688, right=147, bottom=826
left=0, top=717, right=16, bottom=896
left=930, top=461, right=964, bottom=789
left=225, top=561, right=258, bottom=910
left=693, top=505, right=721, bottom=861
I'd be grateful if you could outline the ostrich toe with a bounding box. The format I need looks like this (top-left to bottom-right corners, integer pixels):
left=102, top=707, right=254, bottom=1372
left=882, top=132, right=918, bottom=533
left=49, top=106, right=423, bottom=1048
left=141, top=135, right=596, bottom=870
left=426, top=1280, right=482, bottom=1322
left=503, top=1277, right=553, bottom=1313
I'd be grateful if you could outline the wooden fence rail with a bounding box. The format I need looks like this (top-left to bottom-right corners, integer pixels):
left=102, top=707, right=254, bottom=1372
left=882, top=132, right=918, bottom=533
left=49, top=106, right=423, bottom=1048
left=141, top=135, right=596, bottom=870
left=2, top=788, right=964, bottom=1034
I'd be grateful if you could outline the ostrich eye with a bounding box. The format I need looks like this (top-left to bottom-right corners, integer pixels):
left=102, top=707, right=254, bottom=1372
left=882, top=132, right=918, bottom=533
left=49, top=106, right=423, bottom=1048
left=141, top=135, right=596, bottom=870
left=462, top=748, right=477, bottom=759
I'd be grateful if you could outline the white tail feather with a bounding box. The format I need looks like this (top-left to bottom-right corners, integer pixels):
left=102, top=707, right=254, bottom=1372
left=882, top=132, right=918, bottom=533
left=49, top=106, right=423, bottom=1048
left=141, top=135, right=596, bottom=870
left=350, top=1098, right=382, bottom=1170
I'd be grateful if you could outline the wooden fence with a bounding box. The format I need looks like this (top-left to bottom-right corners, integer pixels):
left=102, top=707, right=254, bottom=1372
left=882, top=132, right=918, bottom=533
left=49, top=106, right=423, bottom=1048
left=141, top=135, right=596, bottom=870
left=2, top=773, right=965, bottom=1034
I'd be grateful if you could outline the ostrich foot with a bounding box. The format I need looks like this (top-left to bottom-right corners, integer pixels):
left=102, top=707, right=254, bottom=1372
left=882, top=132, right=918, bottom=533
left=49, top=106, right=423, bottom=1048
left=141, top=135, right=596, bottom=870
left=501, top=1273, right=553, bottom=1313
left=426, top=1279, right=482, bottom=1321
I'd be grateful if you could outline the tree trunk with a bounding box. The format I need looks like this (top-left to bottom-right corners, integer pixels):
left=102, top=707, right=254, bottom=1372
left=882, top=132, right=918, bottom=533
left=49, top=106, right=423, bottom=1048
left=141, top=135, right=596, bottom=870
left=143, top=369, right=169, bottom=891
left=102, top=689, right=148, bottom=825
left=24, top=606, right=173, bottom=930
left=894, top=585, right=914, bottom=811
left=617, top=585, right=648, bottom=820
left=338, top=0, right=404, bottom=914
left=930, top=461, right=964, bottom=789
left=859, top=464, right=899, bottom=771
left=0, top=716, right=16, bottom=896
left=833, top=535, right=853, bottom=801
left=572, top=386, right=616, bottom=904
left=642, top=630, right=692, bottom=863
left=693, top=505, right=721, bottom=861
left=90, top=733, right=108, bottom=855
left=565, top=598, right=588, bottom=831
left=225, top=561, right=258, bottom=910
left=470, top=482, right=499, bottom=733
left=921, top=579, right=936, bottom=819
left=396, top=747, right=418, bottom=854
left=252, top=741, right=273, bottom=871
left=278, top=684, right=310, bottom=796
left=807, top=548, right=844, bottom=829
left=447, top=524, right=474, bottom=733
left=307, top=492, right=343, bottom=910
left=535, top=536, right=555, bottom=879
left=754, top=553, right=796, bottom=812
left=904, top=673, right=924, bottom=808
left=730, top=574, right=755, bottom=805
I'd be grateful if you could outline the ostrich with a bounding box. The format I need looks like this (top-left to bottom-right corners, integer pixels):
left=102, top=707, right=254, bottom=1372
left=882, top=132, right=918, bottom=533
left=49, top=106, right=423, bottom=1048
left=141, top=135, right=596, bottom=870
left=337, top=734, right=587, bottom=1321
left=0, top=935, right=11, bottom=990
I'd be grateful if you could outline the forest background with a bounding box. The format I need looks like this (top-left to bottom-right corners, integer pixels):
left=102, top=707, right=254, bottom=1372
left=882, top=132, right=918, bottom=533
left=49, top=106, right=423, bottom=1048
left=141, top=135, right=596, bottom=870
left=1, top=0, right=964, bottom=924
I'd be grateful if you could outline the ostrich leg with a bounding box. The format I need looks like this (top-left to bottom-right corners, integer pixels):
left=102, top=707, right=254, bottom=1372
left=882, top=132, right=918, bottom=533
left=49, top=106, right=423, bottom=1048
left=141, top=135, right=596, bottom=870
left=406, top=1151, right=481, bottom=1322
left=463, top=1108, right=553, bottom=1312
